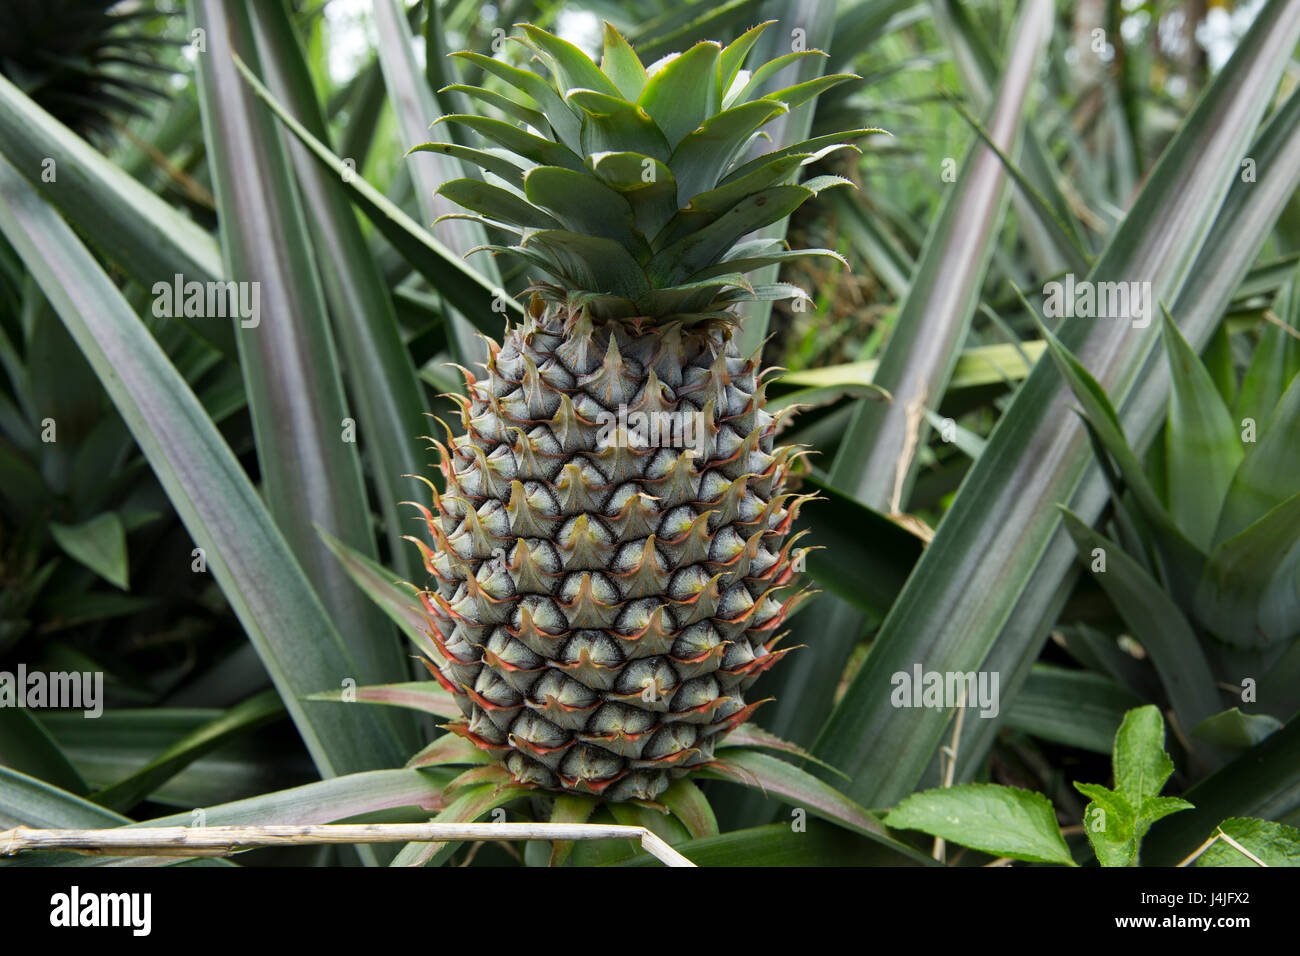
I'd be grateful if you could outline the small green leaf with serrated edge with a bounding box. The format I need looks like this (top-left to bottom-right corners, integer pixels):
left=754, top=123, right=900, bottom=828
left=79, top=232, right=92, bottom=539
left=1074, top=782, right=1138, bottom=867
left=1075, top=705, right=1194, bottom=865
left=1199, top=817, right=1300, bottom=867
left=884, top=784, right=1075, bottom=865
left=1114, top=705, right=1176, bottom=805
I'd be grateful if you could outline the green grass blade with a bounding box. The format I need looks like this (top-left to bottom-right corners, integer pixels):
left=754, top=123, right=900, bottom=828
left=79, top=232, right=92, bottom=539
left=732, top=0, right=839, bottom=357
left=248, top=0, right=431, bottom=583
left=42, top=709, right=313, bottom=808
left=190, top=0, right=406, bottom=697
left=615, top=819, right=923, bottom=866
left=829, top=0, right=1050, bottom=512
left=372, top=0, right=498, bottom=367
left=0, top=766, right=128, bottom=829
left=1004, top=665, right=1144, bottom=755
left=0, top=710, right=87, bottom=796
left=91, top=689, right=284, bottom=813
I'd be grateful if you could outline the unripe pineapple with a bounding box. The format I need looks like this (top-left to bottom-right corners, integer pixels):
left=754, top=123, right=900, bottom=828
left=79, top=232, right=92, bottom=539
left=411, top=22, right=860, bottom=802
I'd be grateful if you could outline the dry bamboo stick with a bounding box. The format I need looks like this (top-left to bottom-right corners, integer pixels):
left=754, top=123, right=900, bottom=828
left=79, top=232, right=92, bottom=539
left=0, top=822, right=694, bottom=867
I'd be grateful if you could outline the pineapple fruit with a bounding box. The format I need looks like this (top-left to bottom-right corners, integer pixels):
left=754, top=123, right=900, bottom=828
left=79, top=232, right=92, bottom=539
left=410, top=22, right=860, bottom=802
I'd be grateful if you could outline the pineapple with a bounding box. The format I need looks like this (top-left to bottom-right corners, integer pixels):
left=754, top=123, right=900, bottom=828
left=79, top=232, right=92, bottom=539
left=410, top=22, right=860, bottom=802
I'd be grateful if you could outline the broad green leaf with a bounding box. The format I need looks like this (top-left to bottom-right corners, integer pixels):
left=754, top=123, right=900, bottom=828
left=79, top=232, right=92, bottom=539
left=523, top=166, right=643, bottom=255
left=0, top=154, right=405, bottom=780
left=1161, top=311, right=1243, bottom=550
left=520, top=25, right=620, bottom=98
left=49, top=513, right=128, bottom=590
left=816, top=4, right=1300, bottom=808
left=601, top=22, right=648, bottom=100
left=638, top=40, right=721, bottom=147
left=1198, top=817, right=1300, bottom=867
left=667, top=99, right=787, bottom=202
left=440, top=178, right=562, bottom=230
left=885, top=784, right=1075, bottom=865
left=1193, top=709, right=1284, bottom=749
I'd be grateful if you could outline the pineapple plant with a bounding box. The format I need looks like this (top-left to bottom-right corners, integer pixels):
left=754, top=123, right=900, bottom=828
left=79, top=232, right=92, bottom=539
left=0, top=0, right=173, bottom=141
left=406, top=22, right=860, bottom=801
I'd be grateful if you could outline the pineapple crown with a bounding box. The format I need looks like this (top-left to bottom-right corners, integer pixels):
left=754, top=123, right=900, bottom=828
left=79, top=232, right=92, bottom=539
left=421, top=21, right=871, bottom=326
